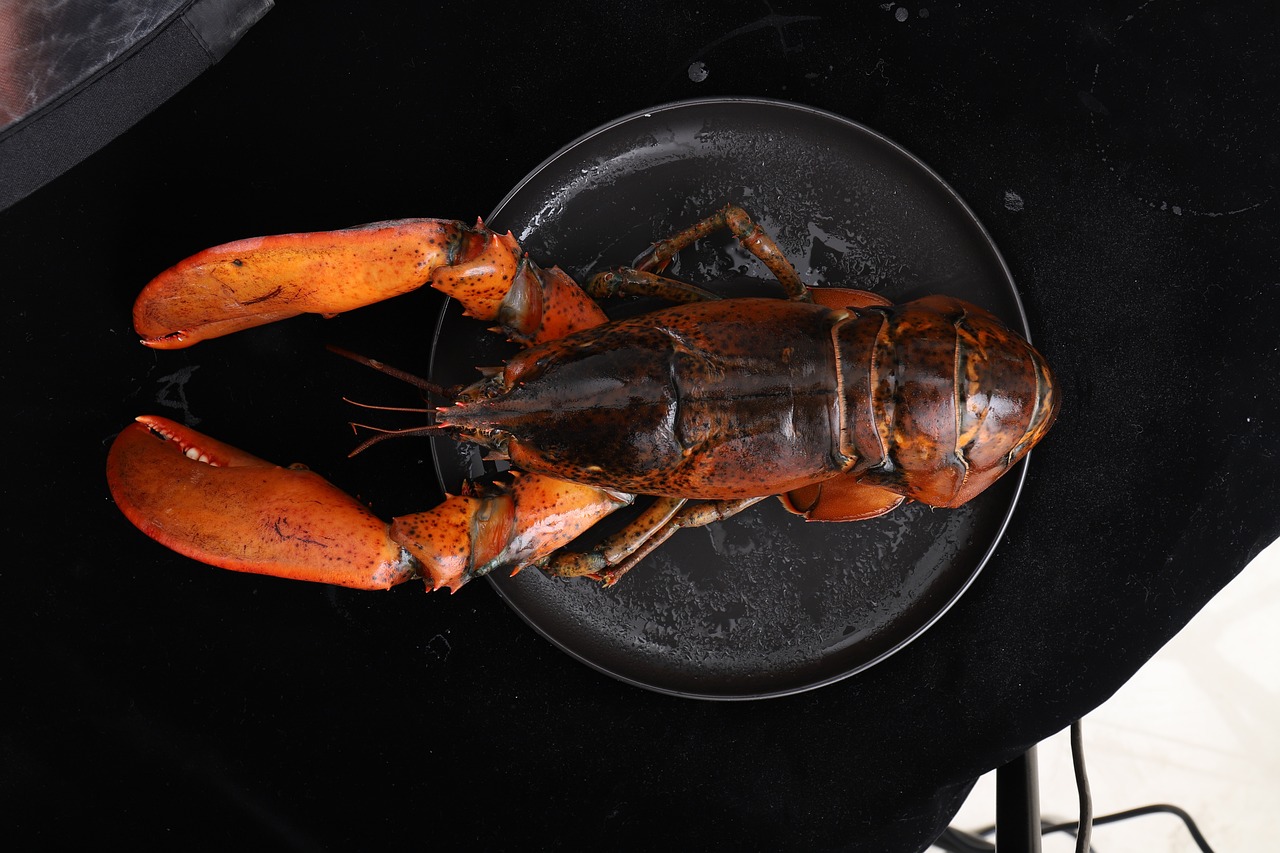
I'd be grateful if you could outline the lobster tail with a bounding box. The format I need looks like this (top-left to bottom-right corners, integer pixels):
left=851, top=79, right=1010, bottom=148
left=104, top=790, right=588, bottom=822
left=841, top=296, right=1058, bottom=508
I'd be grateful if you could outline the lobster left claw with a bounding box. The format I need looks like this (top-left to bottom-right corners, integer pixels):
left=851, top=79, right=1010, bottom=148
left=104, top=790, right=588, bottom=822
left=133, top=219, right=468, bottom=349
left=107, top=416, right=421, bottom=590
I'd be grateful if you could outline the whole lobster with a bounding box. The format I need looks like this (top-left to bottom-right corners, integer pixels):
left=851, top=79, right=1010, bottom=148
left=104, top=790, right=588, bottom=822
left=106, top=205, right=1058, bottom=593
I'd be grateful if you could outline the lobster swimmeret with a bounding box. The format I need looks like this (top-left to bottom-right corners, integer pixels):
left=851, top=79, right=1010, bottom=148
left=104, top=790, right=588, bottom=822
left=106, top=205, right=1058, bottom=593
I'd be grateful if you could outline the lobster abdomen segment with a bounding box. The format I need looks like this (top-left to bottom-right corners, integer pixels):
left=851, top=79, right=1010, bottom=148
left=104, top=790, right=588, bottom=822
left=849, top=296, right=1059, bottom=507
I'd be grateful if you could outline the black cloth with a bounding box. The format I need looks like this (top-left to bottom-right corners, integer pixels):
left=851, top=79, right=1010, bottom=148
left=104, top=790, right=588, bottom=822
left=4, top=3, right=1276, bottom=851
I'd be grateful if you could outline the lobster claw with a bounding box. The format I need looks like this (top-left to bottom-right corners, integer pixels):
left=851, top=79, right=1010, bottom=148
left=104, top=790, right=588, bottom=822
left=131, top=216, right=608, bottom=351
left=107, top=416, right=634, bottom=593
left=107, top=416, right=420, bottom=590
left=134, top=219, right=465, bottom=349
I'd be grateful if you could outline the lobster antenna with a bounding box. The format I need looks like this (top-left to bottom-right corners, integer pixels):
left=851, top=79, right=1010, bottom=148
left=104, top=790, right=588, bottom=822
left=326, top=344, right=449, bottom=398
left=345, top=422, right=449, bottom=458
left=341, top=397, right=432, bottom=414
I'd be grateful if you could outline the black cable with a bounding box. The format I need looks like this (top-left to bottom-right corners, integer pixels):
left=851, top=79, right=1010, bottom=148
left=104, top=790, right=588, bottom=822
left=936, top=716, right=1217, bottom=853
left=939, top=805, right=1218, bottom=852
left=1041, top=804, right=1217, bottom=853
left=1070, top=719, right=1092, bottom=853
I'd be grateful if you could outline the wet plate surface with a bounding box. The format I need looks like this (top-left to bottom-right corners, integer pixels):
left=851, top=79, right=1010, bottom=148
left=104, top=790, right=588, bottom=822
left=430, top=98, right=1028, bottom=700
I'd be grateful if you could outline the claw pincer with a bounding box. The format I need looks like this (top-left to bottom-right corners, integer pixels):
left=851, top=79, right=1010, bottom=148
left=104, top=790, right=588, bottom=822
left=108, top=416, right=419, bottom=589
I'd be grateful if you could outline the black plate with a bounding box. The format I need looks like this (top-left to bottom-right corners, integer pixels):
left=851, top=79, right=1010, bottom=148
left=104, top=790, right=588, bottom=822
left=429, top=98, right=1029, bottom=700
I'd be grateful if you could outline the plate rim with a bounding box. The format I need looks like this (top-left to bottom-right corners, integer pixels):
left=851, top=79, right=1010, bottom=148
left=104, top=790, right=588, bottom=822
left=431, top=96, right=1032, bottom=700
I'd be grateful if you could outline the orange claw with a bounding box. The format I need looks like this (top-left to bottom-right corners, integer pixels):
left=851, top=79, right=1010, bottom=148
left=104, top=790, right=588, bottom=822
left=134, top=219, right=465, bottom=349
left=132, top=217, right=609, bottom=351
left=106, top=416, right=634, bottom=593
left=106, top=416, right=420, bottom=590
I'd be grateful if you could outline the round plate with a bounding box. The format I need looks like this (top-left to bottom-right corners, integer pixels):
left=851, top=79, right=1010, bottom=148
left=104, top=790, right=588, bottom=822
left=429, top=98, right=1029, bottom=700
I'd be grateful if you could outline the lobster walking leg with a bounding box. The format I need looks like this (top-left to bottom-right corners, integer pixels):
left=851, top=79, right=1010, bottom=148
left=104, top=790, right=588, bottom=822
left=599, top=497, right=768, bottom=586
left=542, top=496, right=768, bottom=586
left=633, top=204, right=808, bottom=300
left=541, top=496, right=689, bottom=578
left=584, top=268, right=722, bottom=304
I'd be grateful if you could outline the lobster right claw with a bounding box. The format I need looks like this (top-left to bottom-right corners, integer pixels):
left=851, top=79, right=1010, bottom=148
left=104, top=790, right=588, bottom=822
left=107, top=416, right=421, bottom=590
left=107, top=416, right=635, bottom=593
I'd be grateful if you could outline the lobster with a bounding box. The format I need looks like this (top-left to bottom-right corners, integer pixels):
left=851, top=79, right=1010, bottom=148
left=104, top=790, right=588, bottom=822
left=106, top=205, right=1059, bottom=594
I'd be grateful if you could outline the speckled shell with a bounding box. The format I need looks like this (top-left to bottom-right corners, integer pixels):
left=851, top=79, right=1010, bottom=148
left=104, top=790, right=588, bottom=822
left=846, top=295, right=1058, bottom=507
left=443, top=294, right=1058, bottom=508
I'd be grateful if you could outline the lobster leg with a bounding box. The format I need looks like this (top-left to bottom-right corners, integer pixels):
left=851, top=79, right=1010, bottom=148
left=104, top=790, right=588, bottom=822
left=634, top=204, right=808, bottom=300
left=584, top=268, right=722, bottom=304
left=588, top=270, right=895, bottom=313
left=598, top=496, right=768, bottom=586
left=542, top=496, right=767, bottom=586
left=616, top=207, right=894, bottom=309
left=541, top=496, right=688, bottom=578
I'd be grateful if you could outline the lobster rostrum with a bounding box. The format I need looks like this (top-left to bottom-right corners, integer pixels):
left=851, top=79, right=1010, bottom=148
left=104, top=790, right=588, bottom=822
left=106, top=206, right=1059, bottom=594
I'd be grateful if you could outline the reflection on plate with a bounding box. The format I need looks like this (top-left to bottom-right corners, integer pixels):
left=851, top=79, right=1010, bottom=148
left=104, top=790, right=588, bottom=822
left=429, top=98, right=1028, bottom=700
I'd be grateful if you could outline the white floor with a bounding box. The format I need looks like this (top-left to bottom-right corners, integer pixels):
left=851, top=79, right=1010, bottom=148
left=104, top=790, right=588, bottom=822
left=933, top=535, right=1280, bottom=852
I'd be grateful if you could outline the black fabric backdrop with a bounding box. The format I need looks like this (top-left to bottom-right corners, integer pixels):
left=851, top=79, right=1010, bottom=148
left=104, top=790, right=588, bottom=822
left=3, top=3, right=1277, bottom=851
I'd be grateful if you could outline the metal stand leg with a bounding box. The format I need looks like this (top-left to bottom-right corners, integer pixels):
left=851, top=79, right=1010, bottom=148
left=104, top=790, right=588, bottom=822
left=996, top=746, right=1042, bottom=852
